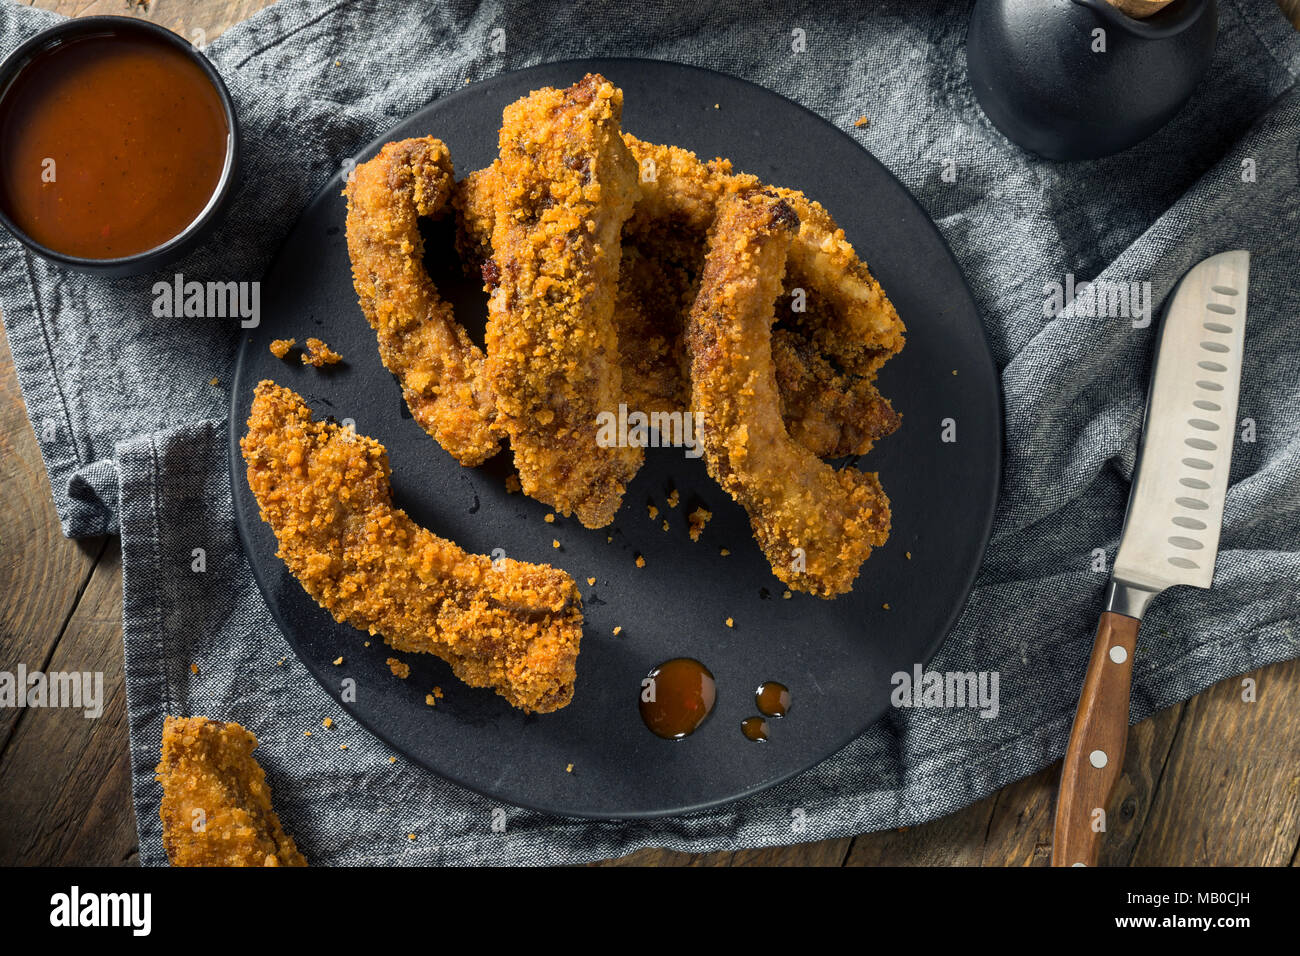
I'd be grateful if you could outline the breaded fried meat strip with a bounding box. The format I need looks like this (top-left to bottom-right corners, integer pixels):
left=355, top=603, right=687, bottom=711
left=685, top=194, right=891, bottom=598
left=483, top=74, right=642, bottom=528
left=345, top=137, right=502, bottom=466
left=156, top=716, right=307, bottom=867
left=628, top=135, right=906, bottom=376
left=456, top=138, right=903, bottom=457
left=241, top=381, right=583, bottom=713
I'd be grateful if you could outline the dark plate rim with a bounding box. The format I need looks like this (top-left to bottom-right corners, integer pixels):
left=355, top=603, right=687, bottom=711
left=229, top=56, right=1004, bottom=820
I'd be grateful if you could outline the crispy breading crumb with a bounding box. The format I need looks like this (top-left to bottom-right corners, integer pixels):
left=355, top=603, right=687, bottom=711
left=634, top=554, right=645, bottom=568
left=725, top=617, right=734, bottom=628
left=480, top=75, right=642, bottom=527
left=505, top=474, right=522, bottom=494
left=322, top=718, right=333, bottom=729
left=303, top=730, right=312, bottom=737
left=389, top=756, right=397, bottom=764
left=688, top=507, right=712, bottom=541
left=661, top=520, right=670, bottom=532
left=854, top=115, right=870, bottom=128
left=189, top=663, right=198, bottom=675
left=408, top=833, right=417, bottom=840
left=667, top=489, right=680, bottom=508
left=301, top=337, right=342, bottom=367
left=544, top=513, right=556, bottom=523
left=340, top=743, right=349, bottom=750
left=387, top=657, right=411, bottom=679
left=647, top=503, right=659, bottom=519
left=587, top=577, right=596, bottom=586
left=434, top=687, right=443, bottom=698
left=720, top=547, right=731, bottom=556
left=782, top=590, right=792, bottom=600
left=269, top=337, right=296, bottom=359
left=209, top=377, right=219, bottom=387
left=612, top=625, right=622, bottom=635
left=332, top=656, right=343, bottom=666
left=683, top=193, right=894, bottom=595
left=906, top=551, right=912, bottom=560
left=566, top=763, right=574, bottom=773
left=882, top=603, right=891, bottom=610
left=425, top=694, right=437, bottom=707
left=277, top=658, right=285, bottom=666
left=606, top=534, right=613, bottom=543
left=552, top=539, right=561, bottom=549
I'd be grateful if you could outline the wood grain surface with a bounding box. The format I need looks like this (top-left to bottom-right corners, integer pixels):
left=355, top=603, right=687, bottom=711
left=1, top=0, right=1298, bottom=868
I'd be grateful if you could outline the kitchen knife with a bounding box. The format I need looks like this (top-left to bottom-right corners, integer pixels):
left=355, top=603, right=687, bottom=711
left=1052, top=250, right=1250, bottom=867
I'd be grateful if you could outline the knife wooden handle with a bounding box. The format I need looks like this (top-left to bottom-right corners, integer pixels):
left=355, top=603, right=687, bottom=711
left=1052, top=610, right=1141, bottom=867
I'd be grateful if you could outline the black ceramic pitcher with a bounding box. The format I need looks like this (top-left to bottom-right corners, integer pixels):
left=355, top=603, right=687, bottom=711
left=967, top=0, right=1218, bottom=160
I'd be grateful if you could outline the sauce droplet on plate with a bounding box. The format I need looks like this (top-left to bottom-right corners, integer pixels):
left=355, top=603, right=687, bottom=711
left=741, top=716, right=769, bottom=742
left=755, top=681, right=790, bottom=717
left=640, top=658, right=715, bottom=739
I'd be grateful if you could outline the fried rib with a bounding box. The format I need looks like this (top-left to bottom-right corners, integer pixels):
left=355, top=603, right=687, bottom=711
left=345, top=137, right=502, bottom=466
left=628, top=135, right=905, bottom=377
left=686, top=194, right=891, bottom=597
left=460, top=165, right=688, bottom=417
left=457, top=136, right=903, bottom=457
left=156, top=716, right=307, bottom=867
left=241, top=381, right=583, bottom=713
left=482, top=74, right=642, bottom=528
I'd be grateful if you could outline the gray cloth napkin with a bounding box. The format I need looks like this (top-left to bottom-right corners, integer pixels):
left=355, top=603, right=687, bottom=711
left=2, top=0, right=1298, bottom=867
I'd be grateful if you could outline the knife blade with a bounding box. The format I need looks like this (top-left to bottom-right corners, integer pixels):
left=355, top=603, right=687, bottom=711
left=1109, top=249, right=1250, bottom=615
left=1052, top=250, right=1250, bottom=867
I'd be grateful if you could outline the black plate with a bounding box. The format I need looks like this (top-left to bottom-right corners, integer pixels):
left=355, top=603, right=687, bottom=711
left=230, top=59, right=1001, bottom=819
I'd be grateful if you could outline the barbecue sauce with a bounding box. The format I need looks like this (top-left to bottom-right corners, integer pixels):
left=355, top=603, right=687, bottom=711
left=640, top=658, right=716, bottom=739
left=0, top=30, right=229, bottom=259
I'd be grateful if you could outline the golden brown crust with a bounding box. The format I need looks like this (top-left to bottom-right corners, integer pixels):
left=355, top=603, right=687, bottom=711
left=456, top=135, right=903, bottom=458
left=345, top=137, right=503, bottom=466
left=483, top=74, right=643, bottom=529
left=156, top=715, right=307, bottom=867
left=628, top=135, right=905, bottom=378
left=240, top=381, right=583, bottom=713
left=685, top=194, right=891, bottom=597
left=452, top=165, right=497, bottom=276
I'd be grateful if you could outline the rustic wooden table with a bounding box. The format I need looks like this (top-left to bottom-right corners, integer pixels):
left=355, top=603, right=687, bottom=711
left=2, top=0, right=1298, bottom=867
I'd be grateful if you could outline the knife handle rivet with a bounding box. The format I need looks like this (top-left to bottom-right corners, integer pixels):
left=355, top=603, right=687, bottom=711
left=1109, top=645, right=1127, bottom=664
left=1089, top=750, right=1108, bottom=769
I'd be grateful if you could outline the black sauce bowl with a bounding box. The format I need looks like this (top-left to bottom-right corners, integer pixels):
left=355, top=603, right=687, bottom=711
left=0, top=16, right=241, bottom=277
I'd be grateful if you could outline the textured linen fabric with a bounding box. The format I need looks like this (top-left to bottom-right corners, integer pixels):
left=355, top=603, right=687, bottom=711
left=2, top=0, right=1298, bottom=866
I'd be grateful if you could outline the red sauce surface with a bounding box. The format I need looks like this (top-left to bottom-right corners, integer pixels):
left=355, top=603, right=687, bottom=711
left=0, top=30, right=229, bottom=259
